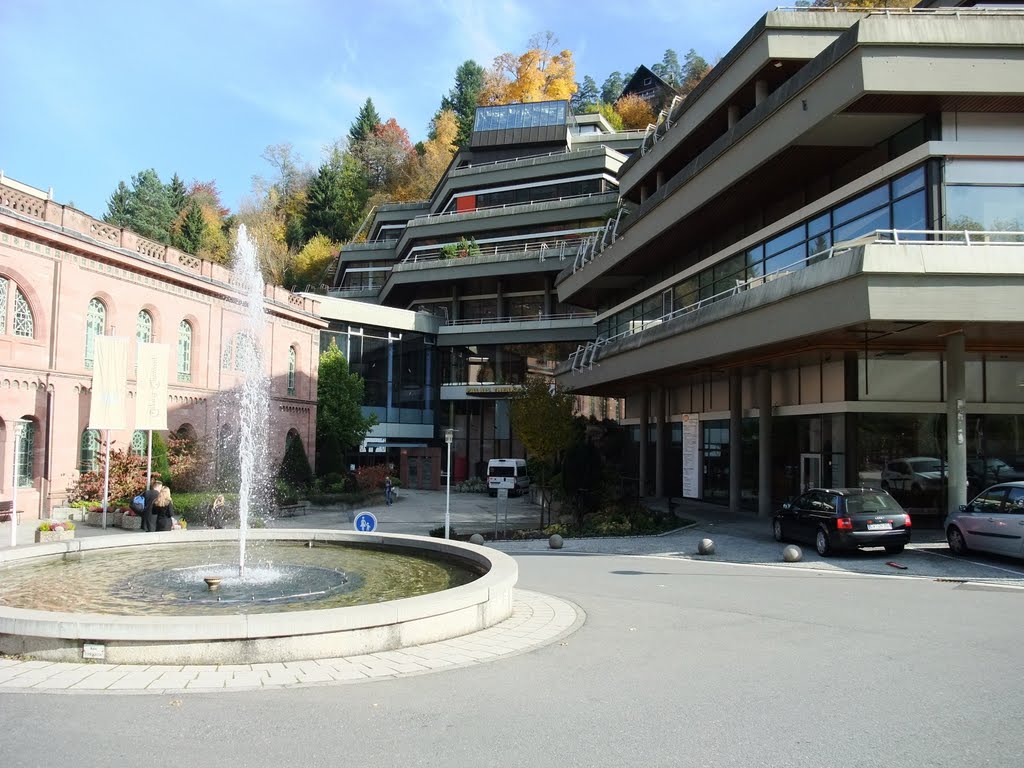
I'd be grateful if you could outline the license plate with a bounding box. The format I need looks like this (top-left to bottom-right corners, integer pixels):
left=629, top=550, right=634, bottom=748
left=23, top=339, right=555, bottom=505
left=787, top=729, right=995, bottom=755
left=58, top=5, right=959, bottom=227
left=867, top=522, right=893, bottom=531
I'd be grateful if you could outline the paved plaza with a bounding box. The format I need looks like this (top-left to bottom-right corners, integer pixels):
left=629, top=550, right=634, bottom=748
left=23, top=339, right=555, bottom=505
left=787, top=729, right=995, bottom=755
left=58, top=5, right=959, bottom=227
left=3, top=491, right=1024, bottom=767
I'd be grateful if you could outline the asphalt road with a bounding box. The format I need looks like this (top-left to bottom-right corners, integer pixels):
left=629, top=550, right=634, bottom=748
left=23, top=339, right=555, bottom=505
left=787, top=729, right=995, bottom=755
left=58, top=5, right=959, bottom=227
left=3, top=551, right=1021, bottom=768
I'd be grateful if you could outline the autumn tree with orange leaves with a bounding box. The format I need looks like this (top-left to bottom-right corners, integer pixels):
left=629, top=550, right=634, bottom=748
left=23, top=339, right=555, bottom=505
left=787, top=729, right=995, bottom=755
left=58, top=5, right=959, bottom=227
left=479, top=32, right=577, bottom=105
left=614, top=93, right=656, bottom=130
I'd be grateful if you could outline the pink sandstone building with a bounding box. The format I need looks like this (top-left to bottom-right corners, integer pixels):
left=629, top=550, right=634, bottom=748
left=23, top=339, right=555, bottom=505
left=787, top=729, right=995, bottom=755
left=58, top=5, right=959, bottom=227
left=0, top=174, right=323, bottom=521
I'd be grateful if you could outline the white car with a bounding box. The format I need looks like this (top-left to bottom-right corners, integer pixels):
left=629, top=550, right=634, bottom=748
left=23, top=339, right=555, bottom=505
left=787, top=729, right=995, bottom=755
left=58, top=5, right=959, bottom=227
left=945, top=481, right=1024, bottom=559
left=881, top=457, right=946, bottom=494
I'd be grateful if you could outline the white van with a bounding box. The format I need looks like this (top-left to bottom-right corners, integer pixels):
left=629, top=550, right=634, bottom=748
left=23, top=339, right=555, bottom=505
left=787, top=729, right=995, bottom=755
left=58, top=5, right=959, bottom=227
left=487, top=458, right=530, bottom=497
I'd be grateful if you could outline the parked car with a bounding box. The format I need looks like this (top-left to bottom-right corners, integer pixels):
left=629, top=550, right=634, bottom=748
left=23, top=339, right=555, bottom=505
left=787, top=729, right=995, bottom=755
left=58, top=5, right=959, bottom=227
left=773, top=487, right=912, bottom=557
left=881, top=457, right=947, bottom=494
left=944, top=481, right=1024, bottom=560
left=966, top=457, right=1024, bottom=489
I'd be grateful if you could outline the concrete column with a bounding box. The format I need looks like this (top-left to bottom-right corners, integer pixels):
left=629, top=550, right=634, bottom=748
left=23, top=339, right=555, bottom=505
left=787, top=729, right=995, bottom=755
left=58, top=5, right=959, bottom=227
left=639, top=185, right=649, bottom=204
left=655, top=171, right=665, bottom=191
left=496, top=280, right=504, bottom=321
left=729, top=369, right=742, bottom=513
left=638, top=391, right=649, bottom=497
left=451, top=286, right=460, bottom=322
left=543, top=276, right=553, bottom=316
left=946, top=334, right=968, bottom=515
left=757, top=369, right=773, bottom=518
left=655, top=387, right=666, bottom=498
left=727, top=104, right=740, bottom=130
left=755, top=80, right=769, bottom=106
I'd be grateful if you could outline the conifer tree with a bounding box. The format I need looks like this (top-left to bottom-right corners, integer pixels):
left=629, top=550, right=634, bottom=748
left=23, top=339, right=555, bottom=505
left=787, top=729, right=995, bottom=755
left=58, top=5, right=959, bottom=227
left=349, top=98, right=381, bottom=145
left=438, top=60, right=486, bottom=146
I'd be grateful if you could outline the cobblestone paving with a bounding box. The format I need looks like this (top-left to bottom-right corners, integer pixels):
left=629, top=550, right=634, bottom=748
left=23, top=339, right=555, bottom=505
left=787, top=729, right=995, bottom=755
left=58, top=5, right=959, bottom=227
left=0, top=589, right=582, bottom=694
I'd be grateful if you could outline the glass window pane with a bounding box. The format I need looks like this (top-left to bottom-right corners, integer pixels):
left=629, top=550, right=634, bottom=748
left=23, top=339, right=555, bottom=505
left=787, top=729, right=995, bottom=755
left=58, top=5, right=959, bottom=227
left=13, top=288, right=33, bottom=337
left=15, top=422, right=34, bottom=487
left=946, top=185, right=1024, bottom=232
left=85, top=298, right=105, bottom=369
left=0, top=277, right=7, bottom=334
left=764, top=243, right=807, bottom=275
left=766, top=225, right=805, bottom=257
left=834, top=206, right=891, bottom=242
left=892, top=166, right=925, bottom=199
left=834, top=185, right=889, bottom=226
left=808, top=213, right=831, bottom=238
left=136, top=310, right=152, bottom=343
left=178, top=321, right=192, bottom=382
left=893, top=190, right=927, bottom=236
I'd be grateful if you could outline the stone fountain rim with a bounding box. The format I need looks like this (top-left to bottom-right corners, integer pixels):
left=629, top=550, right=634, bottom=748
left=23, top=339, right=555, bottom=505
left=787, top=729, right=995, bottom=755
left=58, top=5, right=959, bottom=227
left=0, top=529, right=517, bottom=643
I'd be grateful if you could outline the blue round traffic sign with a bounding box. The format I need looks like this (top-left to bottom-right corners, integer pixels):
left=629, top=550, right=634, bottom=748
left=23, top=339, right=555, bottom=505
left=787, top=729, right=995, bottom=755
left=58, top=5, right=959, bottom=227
left=353, top=511, right=378, bottom=533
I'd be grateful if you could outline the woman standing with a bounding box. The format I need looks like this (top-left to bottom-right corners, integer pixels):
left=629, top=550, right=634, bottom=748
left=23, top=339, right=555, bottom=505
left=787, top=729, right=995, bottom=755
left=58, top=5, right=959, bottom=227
left=153, top=485, right=175, bottom=532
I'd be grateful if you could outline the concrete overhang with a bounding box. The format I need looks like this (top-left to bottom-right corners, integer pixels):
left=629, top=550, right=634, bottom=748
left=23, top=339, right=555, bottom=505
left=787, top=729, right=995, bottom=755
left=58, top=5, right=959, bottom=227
left=618, top=9, right=864, bottom=196
left=428, top=147, right=627, bottom=214
left=557, top=14, right=1024, bottom=307
left=437, top=316, right=597, bottom=347
left=394, top=192, right=619, bottom=260
left=312, top=294, right=439, bottom=335
left=557, top=243, right=1024, bottom=395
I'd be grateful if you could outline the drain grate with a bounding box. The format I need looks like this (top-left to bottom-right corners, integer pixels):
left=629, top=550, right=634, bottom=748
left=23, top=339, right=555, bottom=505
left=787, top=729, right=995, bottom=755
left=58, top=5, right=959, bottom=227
left=934, top=578, right=968, bottom=583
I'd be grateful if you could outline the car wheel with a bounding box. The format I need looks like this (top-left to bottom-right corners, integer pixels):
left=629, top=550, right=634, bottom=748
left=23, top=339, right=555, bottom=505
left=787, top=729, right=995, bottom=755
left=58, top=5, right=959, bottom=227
left=947, top=526, right=968, bottom=555
left=772, top=519, right=785, bottom=543
left=815, top=528, right=831, bottom=557
left=885, top=544, right=904, bottom=555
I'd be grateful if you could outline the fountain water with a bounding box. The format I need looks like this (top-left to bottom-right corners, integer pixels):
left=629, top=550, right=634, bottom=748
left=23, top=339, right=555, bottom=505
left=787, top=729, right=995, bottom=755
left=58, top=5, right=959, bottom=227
left=230, top=225, right=270, bottom=575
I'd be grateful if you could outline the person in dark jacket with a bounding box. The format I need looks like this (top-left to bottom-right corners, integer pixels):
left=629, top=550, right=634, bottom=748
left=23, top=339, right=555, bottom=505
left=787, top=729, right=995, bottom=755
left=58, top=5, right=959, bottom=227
left=141, top=480, right=163, bottom=533
left=152, top=485, right=175, bottom=532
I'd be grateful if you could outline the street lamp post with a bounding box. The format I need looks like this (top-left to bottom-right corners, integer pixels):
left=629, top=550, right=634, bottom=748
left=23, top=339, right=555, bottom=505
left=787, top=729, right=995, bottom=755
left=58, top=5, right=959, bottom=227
left=444, top=428, right=454, bottom=539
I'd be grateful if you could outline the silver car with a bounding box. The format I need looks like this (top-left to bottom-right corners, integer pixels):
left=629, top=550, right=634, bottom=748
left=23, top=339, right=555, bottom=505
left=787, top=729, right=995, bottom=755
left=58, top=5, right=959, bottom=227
left=945, top=481, right=1024, bottom=559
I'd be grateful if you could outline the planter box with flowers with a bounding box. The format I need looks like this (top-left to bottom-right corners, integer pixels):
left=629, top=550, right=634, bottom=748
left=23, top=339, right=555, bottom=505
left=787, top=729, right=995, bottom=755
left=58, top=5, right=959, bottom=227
left=35, top=521, right=76, bottom=543
left=120, top=511, right=142, bottom=530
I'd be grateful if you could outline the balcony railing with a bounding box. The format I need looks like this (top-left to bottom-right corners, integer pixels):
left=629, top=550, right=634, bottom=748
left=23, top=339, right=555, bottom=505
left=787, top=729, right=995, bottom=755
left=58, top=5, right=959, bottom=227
left=444, top=311, right=596, bottom=328
left=397, top=236, right=592, bottom=269
left=571, top=207, right=630, bottom=273
left=409, top=191, right=615, bottom=225
left=567, top=229, right=1024, bottom=373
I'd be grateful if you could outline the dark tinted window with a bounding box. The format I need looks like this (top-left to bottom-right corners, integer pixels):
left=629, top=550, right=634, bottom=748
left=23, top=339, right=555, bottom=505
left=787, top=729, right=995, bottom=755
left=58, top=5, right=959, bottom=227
left=971, top=487, right=1009, bottom=513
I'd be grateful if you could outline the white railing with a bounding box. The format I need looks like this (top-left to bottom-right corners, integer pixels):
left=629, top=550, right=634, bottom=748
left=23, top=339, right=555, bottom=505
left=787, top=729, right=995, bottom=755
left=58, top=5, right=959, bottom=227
left=774, top=5, right=1024, bottom=14
left=445, top=311, right=596, bottom=328
left=409, top=191, right=613, bottom=224
left=399, top=236, right=592, bottom=267
left=572, top=207, right=628, bottom=273
left=874, top=229, right=1024, bottom=245
left=568, top=227, right=1024, bottom=373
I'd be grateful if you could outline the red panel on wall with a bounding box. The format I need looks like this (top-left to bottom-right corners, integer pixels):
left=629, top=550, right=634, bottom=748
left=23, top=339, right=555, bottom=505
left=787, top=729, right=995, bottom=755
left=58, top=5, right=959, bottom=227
left=455, top=195, right=476, bottom=213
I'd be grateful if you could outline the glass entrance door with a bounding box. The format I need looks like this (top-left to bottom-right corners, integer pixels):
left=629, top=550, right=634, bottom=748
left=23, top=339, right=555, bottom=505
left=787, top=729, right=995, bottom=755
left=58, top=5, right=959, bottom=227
left=801, top=453, right=822, bottom=492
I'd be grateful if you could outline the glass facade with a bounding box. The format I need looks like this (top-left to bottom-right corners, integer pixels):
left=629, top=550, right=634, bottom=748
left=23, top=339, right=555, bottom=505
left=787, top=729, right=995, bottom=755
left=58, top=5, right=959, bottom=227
left=598, top=166, right=927, bottom=339
left=945, top=159, right=1024, bottom=235
left=473, top=101, right=567, bottom=132
left=441, top=342, right=575, bottom=386
left=445, top=178, right=607, bottom=212
left=321, top=325, right=436, bottom=426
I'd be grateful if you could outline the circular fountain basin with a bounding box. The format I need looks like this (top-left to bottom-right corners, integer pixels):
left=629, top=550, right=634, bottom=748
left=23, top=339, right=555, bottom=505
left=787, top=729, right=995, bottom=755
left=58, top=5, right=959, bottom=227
left=0, top=529, right=517, bottom=665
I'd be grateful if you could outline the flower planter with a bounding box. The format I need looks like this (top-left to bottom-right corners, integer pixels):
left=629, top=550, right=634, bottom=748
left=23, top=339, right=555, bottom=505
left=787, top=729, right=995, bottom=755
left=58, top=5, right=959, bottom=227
left=112, top=511, right=125, bottom=528
left=35, top=530, right=75, bottom=544
left=120, top=515, right=142, bottom=530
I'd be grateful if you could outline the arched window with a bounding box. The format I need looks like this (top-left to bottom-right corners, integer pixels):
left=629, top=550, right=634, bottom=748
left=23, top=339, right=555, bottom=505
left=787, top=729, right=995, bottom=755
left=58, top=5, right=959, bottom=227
left=131, top=430, right=147, bottom=456
left=178, top=320, right=193, bottom=383
left=80, top=429, right=101, bottom=473
left=136, top=310, right=153, bottom=344
left=85, top=298, right=106, bottom=369
left=0, top=277, right=35, bottom=338
left=15, top=421, right=35, bottom=487
left=288, top=346, right=297, bottom=395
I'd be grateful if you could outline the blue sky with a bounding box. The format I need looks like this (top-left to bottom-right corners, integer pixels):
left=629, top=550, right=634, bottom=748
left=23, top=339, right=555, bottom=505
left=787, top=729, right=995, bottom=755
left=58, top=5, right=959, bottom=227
left=1, top=0, right=772, bottom=219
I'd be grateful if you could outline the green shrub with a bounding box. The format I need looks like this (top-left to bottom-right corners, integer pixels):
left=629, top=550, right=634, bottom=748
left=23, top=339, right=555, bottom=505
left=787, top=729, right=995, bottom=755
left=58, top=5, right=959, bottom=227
left=429, top=525, right=457, bottom=538
left=278, top=435, right=313, bottom=488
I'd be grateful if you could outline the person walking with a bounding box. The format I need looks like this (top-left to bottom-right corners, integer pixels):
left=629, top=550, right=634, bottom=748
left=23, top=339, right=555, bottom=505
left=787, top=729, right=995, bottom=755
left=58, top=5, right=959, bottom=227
left=153, top=485, right=175, bottom=532
left=384, top=477, right=393, bottom=507
left=141, top=480, right=163, bottom=533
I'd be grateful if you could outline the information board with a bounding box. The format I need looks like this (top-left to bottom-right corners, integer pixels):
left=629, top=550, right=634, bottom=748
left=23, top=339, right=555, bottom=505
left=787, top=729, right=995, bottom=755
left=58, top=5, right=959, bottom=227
left=682, top=413, right=700, bottom=499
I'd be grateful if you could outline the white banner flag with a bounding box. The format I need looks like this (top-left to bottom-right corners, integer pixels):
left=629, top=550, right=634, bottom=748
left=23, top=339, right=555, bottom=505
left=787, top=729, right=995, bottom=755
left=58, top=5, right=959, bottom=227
left=135, top=343, right=169, bottom=430
left=89, top=336, right=129, bottom=429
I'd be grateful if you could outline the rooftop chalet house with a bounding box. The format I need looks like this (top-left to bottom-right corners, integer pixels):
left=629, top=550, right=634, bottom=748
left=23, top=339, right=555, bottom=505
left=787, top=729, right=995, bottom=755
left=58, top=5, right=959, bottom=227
left=554, top=3, right=1024, bottom=522
left=329, top=102, right=643, bottom=478
left=619, top=64, right=683, bottom=115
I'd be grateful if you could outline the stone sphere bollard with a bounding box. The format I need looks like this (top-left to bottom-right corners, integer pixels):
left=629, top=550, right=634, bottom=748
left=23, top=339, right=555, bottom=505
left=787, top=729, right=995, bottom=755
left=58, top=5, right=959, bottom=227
left=549, top=534, right=564, bottom=549
left=782, top=545, right=802, bottom=562
left=697, top=538, right=715, bottom=555
left=469, top=533, right=485, bottom=545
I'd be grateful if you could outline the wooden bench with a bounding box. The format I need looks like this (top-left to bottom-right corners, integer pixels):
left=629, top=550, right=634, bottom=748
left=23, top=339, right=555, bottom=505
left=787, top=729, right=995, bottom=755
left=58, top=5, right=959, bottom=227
left=0, top=500, right=23, bottom=524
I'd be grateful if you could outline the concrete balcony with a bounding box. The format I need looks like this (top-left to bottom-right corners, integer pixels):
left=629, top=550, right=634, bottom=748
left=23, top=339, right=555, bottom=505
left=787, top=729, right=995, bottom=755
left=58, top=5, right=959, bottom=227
left=559, top=232, right=1024, bottom=393
left=438, top=311, right=597, bottom=347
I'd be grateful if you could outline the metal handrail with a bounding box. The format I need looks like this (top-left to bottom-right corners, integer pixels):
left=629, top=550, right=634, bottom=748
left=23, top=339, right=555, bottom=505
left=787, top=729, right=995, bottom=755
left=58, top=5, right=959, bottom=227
left=410, top=191, right=613, bottom=224
left=567, top=227, right=1024, bottom=371
left=444, top=311, right=596, bottom=327
left=400, top=236, right=591, bottom=266
left=773, top=5, right=1024, bottom=14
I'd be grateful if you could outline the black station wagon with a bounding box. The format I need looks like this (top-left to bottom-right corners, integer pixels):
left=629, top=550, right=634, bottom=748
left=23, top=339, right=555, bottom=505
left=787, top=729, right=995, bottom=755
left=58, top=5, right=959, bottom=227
left=773, top=487, right=912, bottom=557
